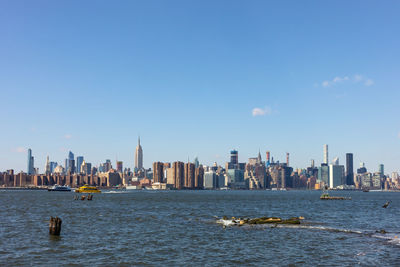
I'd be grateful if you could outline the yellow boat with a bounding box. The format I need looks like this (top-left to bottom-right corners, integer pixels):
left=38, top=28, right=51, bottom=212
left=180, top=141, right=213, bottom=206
left=75, top=184, right=101, bottom=193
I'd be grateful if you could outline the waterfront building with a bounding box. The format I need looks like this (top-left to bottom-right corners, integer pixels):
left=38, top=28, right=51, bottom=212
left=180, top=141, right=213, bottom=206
left=166, top=167, right=174, bottom=186
left=76, top=156, right=84, bottom=174
left=135, top=137, right=143, bottom=169
left=204, top=171, right=217, bottom=189
left=195, top=166, right=204, bottom=189
left=318, top=164, right=329, bottom=186
left=323, top=144, right=328, bottom=164
left=153, top=162, right=164, bottom=183
left=226, top=169, right=245, bottom=189
left=346, top=153, right=354, bottom=185
left=27, top=149, right=34, bottom=175
left=329, top=163, right=345, bottom=188
left=172, top=161, right=184, bottom=189
left=184, top=162, right=195, bottom=188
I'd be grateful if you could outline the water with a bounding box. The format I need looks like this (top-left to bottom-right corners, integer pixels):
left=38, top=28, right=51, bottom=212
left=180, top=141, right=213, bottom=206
left=0, top=190, right=399, bottom=266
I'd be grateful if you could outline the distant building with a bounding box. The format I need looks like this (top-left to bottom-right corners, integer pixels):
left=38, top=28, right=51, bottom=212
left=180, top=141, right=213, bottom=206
left=329, top=163, right=344, bottom=188
left=135, top=137, right=143, bottom=169
left=323, top=144, right=328, bottom=164
left=379, top=164, right=384, bottom=176
left=195, top=166, right=204, bottom=189
left=318, top=164, right=329, bottom=186
left=116, top=161, right=123, bottom=173
left=68, top=151, right=75, bottom=174
left=153, top=162, right=164, bottom=183
left=345, top=153, right=354, bottom=185
left=184, top=162, right=195, bottom=188
left=204, top=171, right=217, bottom=189
left=172, top=161, right=184, bottom=189
left=76, top=156, right=84, bottom=174
left=357, top=162, right=367, bottom=174
left=45, top=156, right=50, bottom=175
left=193, top=157, right=199, bottom=168
left=27, top=149, right=34, bottom=175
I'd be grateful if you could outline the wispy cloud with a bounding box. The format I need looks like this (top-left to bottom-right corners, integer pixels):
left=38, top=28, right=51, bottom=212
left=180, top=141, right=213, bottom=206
left=252, top=106, right=272, bottom=117
left=64, top=134, right=72, bottom=140
left=321, top=74, right=373, bottom=88
left=13, top=147, right=26, bottom=153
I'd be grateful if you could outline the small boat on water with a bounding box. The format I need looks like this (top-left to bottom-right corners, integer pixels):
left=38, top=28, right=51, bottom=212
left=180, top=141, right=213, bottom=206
left=320, top=192, right=351, bottom=200
left=75, top=185, right=101, bottom=193
left=48, top=185, right=71, bottom=192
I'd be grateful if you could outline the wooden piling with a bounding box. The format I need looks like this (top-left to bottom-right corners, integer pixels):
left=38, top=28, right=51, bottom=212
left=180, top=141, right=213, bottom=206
left=49, top=217, right=62, bottom=236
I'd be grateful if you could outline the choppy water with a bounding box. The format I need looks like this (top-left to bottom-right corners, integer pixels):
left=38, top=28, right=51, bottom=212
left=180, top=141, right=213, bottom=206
left=0, top=190, right=399, bottom=266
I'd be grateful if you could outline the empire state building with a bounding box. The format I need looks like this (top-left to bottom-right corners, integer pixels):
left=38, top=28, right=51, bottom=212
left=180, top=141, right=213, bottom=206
left=135, top=137, right=143, bottom=169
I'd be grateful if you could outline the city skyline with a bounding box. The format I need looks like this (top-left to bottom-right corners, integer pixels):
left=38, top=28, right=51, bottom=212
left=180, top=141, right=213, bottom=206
left=4, top=143, right=393, bottom=176
left=1, top=1, right=399, bottom=173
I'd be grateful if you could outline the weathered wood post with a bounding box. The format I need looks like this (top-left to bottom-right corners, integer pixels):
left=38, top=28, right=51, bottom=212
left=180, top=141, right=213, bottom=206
left=49, top=216, right=62, bottom=236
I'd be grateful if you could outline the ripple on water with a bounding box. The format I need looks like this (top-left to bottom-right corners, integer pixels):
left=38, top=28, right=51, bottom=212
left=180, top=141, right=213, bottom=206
left=0, top=190, right=399, bottom=266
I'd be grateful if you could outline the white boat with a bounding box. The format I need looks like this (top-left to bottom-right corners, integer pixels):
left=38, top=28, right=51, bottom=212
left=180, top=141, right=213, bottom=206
left=125, top=185, right=140, bottom=190
left=48, top=185, right=71, bottom=192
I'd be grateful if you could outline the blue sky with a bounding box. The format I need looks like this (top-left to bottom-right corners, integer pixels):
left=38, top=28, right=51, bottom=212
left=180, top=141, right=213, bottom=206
left=1, top=0, right=399, bottom=174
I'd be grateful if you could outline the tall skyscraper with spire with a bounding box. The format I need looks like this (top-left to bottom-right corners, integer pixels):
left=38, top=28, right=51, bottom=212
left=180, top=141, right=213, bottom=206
left=135, top=137, right=143, bottom=169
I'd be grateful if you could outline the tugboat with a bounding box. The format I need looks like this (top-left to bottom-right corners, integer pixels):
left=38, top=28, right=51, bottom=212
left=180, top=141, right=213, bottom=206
left=48, top=185, right=71, bottom=192
left=75, top=184, right=101, bottom=193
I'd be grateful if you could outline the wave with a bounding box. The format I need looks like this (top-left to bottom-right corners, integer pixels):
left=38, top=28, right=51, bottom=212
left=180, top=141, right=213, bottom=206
left=216, top=219, right=400, bottom=246
left=103, top=191, right=129, bottom=194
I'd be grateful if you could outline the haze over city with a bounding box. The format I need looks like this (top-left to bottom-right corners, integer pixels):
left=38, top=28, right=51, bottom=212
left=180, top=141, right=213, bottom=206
left=1, top=1, right=399, bottom=173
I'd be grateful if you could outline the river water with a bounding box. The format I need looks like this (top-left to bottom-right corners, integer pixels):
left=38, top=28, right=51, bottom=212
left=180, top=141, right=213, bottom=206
left=0, top=190, right=399, bottom=266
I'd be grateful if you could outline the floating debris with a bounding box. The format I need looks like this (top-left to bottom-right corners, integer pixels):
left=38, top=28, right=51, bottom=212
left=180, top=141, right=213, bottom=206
left=320, top=192, right=351, bottom=200
left=217, top=216, right=305, bottom=227
left=382, top=201, right=391, bottom=208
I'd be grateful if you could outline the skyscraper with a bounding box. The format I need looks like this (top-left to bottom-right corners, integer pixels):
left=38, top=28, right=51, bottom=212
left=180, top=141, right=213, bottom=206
left=184, top=162, right=195, bottom=188
left=266, top=151, right=271, bottom=166
left=323, top=144, right=329, bottom=164
left=286, top=153, right=289, bottom=166
left=68, top=151, right=75, bottom=174
left=172, top=161, right=184, bottom=189
left=76, top=156, right=84, bottom=174
left=153, top=162, right=164, bottom=183
left=135, top=137, right=143, bottom=169
left=230, top=150, right=238, bottom=165
left=45, top=156, right=50, bottom=174
left=27, top=149, right=34, bottom=175
left=116, top=161, right=123, bottom=173
left=379, top=164, right=384, bottom=176
left=346, top=153, right=354, bottom=185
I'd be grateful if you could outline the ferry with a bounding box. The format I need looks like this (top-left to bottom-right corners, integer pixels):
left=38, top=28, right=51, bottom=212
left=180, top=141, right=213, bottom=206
left=75, top=185, right=101, bottom=193
left=48, top=185, right=71, bottom=192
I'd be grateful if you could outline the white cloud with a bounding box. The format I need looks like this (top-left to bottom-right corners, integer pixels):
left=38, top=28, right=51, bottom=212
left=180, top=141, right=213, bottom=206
left=365, top=79, right=374, bottom=86
left=64, top=134, right=72, bottom=140
left=320, top=74, right=373, bottom=87
left=252, top=106, right=272, bottom=117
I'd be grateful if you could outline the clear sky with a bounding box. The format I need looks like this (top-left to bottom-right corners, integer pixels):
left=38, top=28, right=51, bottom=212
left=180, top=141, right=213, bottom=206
left=1, top=0, right=399, bottom=174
